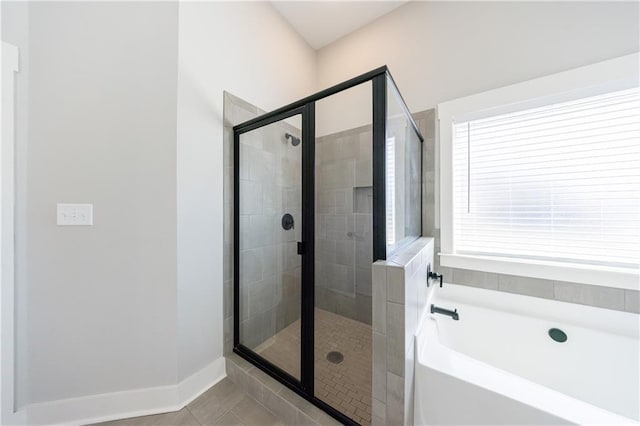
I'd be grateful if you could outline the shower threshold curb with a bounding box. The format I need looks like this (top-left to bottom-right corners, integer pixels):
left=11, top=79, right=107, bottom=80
left=225, top=354, right=343, bottom=426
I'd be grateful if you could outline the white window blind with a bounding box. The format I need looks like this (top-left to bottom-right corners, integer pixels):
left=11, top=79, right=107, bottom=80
left=386, top=137, right=396, bottom=245
left=453, top=87, right=640, bottom=269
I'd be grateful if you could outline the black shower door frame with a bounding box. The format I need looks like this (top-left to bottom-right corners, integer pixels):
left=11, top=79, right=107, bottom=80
left=232, top=66, right=423, bottom=426
left=233, top=102, right=317, bottom=402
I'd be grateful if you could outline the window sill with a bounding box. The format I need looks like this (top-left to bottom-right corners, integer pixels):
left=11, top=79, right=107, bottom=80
left=439, top=253, right=639, bottom=291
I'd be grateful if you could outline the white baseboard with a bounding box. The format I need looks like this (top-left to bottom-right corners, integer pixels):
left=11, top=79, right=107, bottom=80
left=3, top=409, right=27, bottom=426
left=22, top=357, right=226, bottom=425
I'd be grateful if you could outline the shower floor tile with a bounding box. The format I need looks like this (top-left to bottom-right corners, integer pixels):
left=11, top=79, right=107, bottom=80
left=256, top=308, right=372, bottom=425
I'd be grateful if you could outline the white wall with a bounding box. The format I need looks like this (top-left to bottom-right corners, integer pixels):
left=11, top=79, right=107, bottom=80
left=27, top=2, right=179, bottom=404
left=317, top=1, right=640, bottom=128
left=0, top=0, right=316, bottom=414
left=1, top=0, right=29, bottom=410
left=0, top=1, right=315, bottom=415
left=176, top=2, right=315, bottom=381
left=2, top=0, right=180, bottom=408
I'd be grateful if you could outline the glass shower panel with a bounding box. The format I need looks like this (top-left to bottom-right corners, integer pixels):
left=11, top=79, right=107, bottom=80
left=386, top=77, right=422, bottom=254
left=314, top=81, right=373, bottom=425
left=238, top=115, right=302, bottom=380
left=232, top=67, right=425, bottom=426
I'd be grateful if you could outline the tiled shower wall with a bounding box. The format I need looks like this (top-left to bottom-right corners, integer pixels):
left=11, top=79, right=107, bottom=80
left=415, top=109, right=640, bottom=314
left=315, top=125, right=373, bottom=325
left=371, top=237, right=434, bottom=426
left=238, top=119, right=302, bottom=348
left=224, top=92, right=302, bottom=354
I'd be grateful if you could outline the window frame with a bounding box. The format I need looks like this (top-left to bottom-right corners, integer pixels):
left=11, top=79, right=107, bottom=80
left=437, top=53, right=640, bottom=291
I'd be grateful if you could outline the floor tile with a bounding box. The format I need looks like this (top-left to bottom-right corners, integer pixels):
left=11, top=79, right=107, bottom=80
left=210, top=411, right=245, bottom=426
left=230, top=396, right=284, bottom=426
left=257, top=308, right=372, bottom=425
left=187, top=378, right=245, bottom=425
left=96, top=408, right=200, bottom=426
left=96, top=309, right=370, bottom=426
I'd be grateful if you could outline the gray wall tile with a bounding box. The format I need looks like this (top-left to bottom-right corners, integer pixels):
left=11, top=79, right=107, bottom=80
left=554, top=281, right=625, bottom=311
left=372, top=415, right=385, bottom=426
left=498, top=274, right=554, bottom=299
left=355, top=266, right=372, bottom=297
left=386, top=372, right=404, bottom=426
left=386, top=302, right=405, bottom=377
left=356, top=294, right=372, bottom=324
left=231, top=395, right=282, bottom=426
left=248, top=366, right=284, bottom=394
left=624, top=290, right=640, bottom=313
left=278, top=386, right=327, bottom=423
left=452, top=269, right=498, bottom=289
left=387, top=266, right=405, bottom=304
left=262, top=387, right=297, bottom=426
left=372, top=398, right=386, bottom=421
left=372, top=332, right=387, bottom=403
left=372, top=263, right=387, bottom=334
left=245, top=373, right=264, bottom=403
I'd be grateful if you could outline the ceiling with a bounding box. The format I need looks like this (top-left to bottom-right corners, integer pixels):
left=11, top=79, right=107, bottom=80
left=271, top=1, right=408, bottom=50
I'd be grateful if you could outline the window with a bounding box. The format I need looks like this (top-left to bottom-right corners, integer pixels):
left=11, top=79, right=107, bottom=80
left=386, top=137, right=396, bottom=245
left=454, top=87, right=639, bottom=267
left=438, top=54, right=640, bottom=289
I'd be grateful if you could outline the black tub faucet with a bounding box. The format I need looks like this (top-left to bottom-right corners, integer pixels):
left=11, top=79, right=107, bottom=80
left=431, top=304, right=459, bottom=320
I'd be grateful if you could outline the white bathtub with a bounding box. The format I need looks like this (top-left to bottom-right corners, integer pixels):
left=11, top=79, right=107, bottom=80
left=414, top=284, right=639, bottom=425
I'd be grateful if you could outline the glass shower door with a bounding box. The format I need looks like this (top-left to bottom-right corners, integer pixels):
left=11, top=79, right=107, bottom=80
left=236, top=112, right=304, bottom=381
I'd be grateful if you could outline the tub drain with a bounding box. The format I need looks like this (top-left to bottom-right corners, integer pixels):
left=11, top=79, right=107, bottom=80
left=326, top=351, right=344, bottom=364
left=548, top=328, right=567, bottom=343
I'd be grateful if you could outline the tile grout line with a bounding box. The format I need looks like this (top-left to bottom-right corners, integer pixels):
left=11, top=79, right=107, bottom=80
left=237, top=394, right=284, bottom=425
left=184, top=405, right=204, bottom=426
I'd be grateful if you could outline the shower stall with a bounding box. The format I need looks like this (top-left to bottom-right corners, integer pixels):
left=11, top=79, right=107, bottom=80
left=233, top=67, right=423, bottom=425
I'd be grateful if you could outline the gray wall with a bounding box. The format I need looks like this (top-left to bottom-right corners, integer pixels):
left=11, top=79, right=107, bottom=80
left=8, top=1, right=179, bottom=405
left=317, top=1, right=640, bottom=131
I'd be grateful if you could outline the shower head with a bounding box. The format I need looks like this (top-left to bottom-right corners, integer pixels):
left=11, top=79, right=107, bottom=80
left=285, top=132, right=301, bottom=147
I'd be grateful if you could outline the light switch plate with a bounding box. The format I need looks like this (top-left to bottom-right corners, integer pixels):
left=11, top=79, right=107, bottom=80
left=57, top=204, right=93, bottom=226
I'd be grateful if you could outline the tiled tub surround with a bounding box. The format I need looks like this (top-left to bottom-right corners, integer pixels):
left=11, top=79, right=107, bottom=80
left=315, top=124, right=373, bottom=325
left=414, top=109, right=640, bottom=314
left=372, top=237, right=434, bottom=426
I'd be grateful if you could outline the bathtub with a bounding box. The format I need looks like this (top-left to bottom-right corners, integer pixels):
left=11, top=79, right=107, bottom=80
left=414, top=284, right=639, bottom=425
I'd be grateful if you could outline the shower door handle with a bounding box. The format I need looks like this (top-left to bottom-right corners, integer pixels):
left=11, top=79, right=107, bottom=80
left=297, top=241, right=305, bottom=255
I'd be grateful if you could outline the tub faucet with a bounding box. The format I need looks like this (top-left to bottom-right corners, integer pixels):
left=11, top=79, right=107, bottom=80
left=431, top=304, right=459, bottom=320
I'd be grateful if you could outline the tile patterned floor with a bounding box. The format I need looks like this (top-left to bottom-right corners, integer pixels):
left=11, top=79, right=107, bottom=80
left=96, top=378, right=284, bottom=426
left=257, top=309, right=372, bottom=425
left=98, top=309, right=371, bottom=426
left=254, top=319, right=301, bottom=380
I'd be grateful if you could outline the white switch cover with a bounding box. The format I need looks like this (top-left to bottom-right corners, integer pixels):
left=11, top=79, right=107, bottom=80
left=57, top=204, right=93, bottom=226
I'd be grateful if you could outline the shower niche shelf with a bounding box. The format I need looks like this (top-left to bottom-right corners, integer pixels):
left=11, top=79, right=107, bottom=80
left=353, top=186, right=373, bottom=214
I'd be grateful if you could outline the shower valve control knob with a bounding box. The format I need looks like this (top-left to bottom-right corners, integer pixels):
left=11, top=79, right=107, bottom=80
left=427, top=265, right=443, bottom=288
